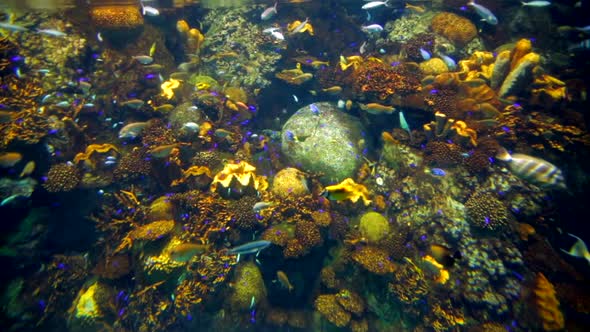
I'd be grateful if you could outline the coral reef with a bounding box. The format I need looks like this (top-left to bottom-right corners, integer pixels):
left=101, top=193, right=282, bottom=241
left=464, top=190, right=511, bottom=232
left=43, top=163, right=81, bottom=192
left=352, top=246, right=397, bottom=275
left=431, top=12, right=477, bottom=46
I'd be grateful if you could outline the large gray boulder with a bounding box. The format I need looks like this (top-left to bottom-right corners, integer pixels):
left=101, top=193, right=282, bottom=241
left=281, top=102, right=366, bottom=184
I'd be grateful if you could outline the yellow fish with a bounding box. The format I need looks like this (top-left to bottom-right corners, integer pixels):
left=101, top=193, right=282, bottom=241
left=0, top=152, right=22, bottom=168
left=276, top=270, right=294, bottom=292
left=322, top=86, right=342, bottom=95
left=561, top=233, right=590, bottom=264
left=359, top=103, right=396, bottom=115
left=169, top=243, right=210, bottom=262
left=149, top=42, right=157, bottom=57
left=310, top=60, right=329, bottom=69
left=19, top=161, right=35, bottom=178
left=405, top=3, right=425, bottom=13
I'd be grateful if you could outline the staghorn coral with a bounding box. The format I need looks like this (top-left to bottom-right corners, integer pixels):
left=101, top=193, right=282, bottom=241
left=465, top=190, right=511, bottom=232
left=314, top=294, right=351, bottom=328
left=533, top=273, right=564, bottom=331
left=352, top=246, right=396, bottom=275
left=43, top=163, right=81, bottom=192
left=431, top=12, right=477, bottom=46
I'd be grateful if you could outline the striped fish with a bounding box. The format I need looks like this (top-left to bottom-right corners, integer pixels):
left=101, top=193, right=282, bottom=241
left=496, top=147, right=566, bottom=189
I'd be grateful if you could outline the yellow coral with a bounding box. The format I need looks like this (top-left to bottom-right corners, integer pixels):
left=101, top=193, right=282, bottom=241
left=322, top=178, right=372, bottom=206
left=534, top=273, right=564, bottom=331
left=450, top=120, right=478, bottom=146
left=171, top=166, right=212, bottom=186
left=211, top=160, right=268, bottom=193
left=422, top=255, right=450, bottom=284
left=161, top=78, right=180, bottom=100
left=73, top=144, right=119, bottom=164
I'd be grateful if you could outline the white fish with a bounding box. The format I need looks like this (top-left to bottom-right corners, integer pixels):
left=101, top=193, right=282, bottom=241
left=261, top=2, right=278, bottom=20
left=97, top=32, right=103, bottom=42
left=521, top=1, right=551, bottom=6
left=132, top=55, right=154, bottom=65
left=271, top=31, right=285, bottom=40
left=467, top=0, right=498, bottom=25
left=362, top=1, right=391, bottom=10
left=36, top=28, right=67, bottom=37
left=290, top=18, right=309, bottom=34
left=561, top=233, right=590, bottom=264
left=360, top=41, right=367, bottom=54
left=439, top=54, right=457, bottom=70
left=361, top=24, right=384, bottom=33
left=419, top=48, right=431, bottom=60
left=141, top=4, right=160, bottom=16
left=496, top=147, right=566, bottom=189
left=0, top=22, right=28, bottom=32
left=118, top=121, right=149, bottom=139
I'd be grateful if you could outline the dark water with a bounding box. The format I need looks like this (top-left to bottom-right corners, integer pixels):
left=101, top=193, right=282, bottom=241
left=1, top=0, right=590, bottom=331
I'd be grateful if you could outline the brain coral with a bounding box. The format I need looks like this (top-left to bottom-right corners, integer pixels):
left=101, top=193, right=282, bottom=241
left=359, top=212, right=390, bottom=243
left=431, top=12, right=477, bottom=46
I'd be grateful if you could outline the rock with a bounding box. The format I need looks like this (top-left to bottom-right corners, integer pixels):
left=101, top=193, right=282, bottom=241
left=281, top=102, right=366, bottom=184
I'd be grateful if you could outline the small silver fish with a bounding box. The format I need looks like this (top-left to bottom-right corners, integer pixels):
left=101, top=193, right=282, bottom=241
left=118, top=121, right=149, bottom=139
left=120, top=99, right=145, bottom=109
left=521, top=1, right=551, bottom=7
left=419, top=48, right=431, bottom=60
left=36, top=28, right=67, bottom=37
left=0, top=22, right=28, bottom=32
left=362, top=1, right=391, bottom=10
left=132, top=55, right=154, bottom=65
left=467, top=0, right=498, bottom=25
left=253, top=201, right=273, bottom=213
left=141, top=4, right=160, bottom=16
left=261, top=2, right=278, bottom=20
left=361, top=24, right=384, bottom=33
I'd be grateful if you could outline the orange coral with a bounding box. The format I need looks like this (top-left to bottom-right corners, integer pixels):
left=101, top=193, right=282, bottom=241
left=90, top=5, right=144, bottom=29
left=533, top=273, right=564, bottom=331
left=353, top=61, right=421, bottom=101
left=431, top=12, right=477, bottom=46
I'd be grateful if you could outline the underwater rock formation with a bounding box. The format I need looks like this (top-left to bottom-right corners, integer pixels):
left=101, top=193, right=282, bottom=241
left=281, top=102, right=366, bottom=183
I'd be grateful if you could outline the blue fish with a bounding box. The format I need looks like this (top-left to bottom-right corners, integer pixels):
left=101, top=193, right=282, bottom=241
left=430, top=168, right=446, bottom=176
left=419, top=48, right=431, bottom=60
left=440, top=54, right=457, bottom=70
left=310, top=103, right=320, bottom=115
left=227, top=240, right=271, bottom=255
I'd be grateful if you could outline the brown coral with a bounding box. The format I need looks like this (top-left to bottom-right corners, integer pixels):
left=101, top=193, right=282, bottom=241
left=352, top=246, right=396, bottom=275
left=533, top=273, right=564, bottom=331
left=90, top=5, right=144, bottom=30
left=314, top=294, right=351, bottom=328
left=336, top=289, right=365, bottom=316
left=113, top=147, right=152, bottom=180
left=353, top=61, right=421, bottom=101
left=431, top=12, right=477, bottom=46
left=43, top=163, right=81, bottom=192
left=295, top=220, right=322, bottom=249
left=228, top=195, right=260, bottom=230
left=389, top=258, right=429, bottom=304
left=423, top=141, right=463, bottom=167
left=465, top=190, right=511, bottom=231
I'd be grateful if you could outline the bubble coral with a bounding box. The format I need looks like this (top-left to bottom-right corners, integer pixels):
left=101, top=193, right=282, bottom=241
left=210, top=160, right=268, bottom=196
left=43, top=163, right=81, bottom=192
left=465, top=190, right=511, bottom=232
left=533, top=273, right=564, bottom=331
left=314, top=294, right=351, bottom=327
left=352, top=246, right=396, bottom=275
left=431, top=12, right=477, bottom=46
left=271, top=167, right=309, bottom=198
left=359, top=211, right=390, bottom=244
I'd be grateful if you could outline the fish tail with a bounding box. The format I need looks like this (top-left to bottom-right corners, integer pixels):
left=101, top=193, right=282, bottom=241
left=495, top=147, right=512, bottom=162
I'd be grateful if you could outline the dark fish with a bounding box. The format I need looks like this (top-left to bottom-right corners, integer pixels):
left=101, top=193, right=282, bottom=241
left=496, top=147, right=566, bottom=189
left=227, top=240, right=271, bottom=255
left=430, top=244, right=462, bottom=268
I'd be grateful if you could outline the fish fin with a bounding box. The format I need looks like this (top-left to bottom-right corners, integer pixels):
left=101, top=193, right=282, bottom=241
left=495, top=147, right=512, bottom=161
left=560, top=248, right=576, bottom=257
left=567, top=233, right=585, bottom=242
